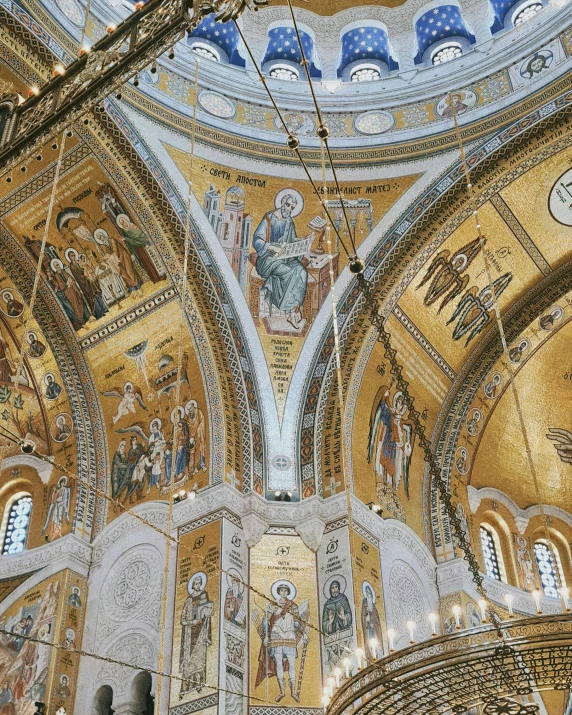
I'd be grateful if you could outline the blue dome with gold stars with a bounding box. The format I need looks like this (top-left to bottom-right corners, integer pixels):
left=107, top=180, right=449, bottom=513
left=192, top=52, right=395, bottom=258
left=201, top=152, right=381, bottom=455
left=414, top=5, right=475, bottom=61
left=338, top=25, right=399, bottom=75
left=262, top=26, right=322, bottom=78
left=188, top=13, right=245, bottom=67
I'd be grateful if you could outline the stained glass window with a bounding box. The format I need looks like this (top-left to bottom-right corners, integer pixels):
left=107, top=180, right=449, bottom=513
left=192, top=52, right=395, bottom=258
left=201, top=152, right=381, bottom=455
left=2, top=495, right=32, bottom=555
left=480, top=525, right=502, bottom=580
left=534, top=541, right=564, bottom=599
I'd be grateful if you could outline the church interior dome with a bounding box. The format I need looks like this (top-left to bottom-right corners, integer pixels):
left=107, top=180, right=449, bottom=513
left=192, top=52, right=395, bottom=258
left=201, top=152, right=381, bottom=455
left=0, top=0, right=570, bottom=713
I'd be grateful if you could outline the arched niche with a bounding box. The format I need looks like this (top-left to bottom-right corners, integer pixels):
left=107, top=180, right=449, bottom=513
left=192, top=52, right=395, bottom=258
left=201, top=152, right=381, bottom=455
left=131, top=671, right=153, bottom=715
left=93, top=684, right=115, bottom=715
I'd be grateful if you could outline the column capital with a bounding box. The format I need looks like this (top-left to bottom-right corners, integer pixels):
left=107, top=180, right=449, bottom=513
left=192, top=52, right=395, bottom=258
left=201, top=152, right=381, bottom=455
left=313, top=42, right=341, bottom=83
left=460, top=0, right=495, bottom=47
left=391, top=30, right=419, bottom=76
left=436, top=558, right=481, bottom=600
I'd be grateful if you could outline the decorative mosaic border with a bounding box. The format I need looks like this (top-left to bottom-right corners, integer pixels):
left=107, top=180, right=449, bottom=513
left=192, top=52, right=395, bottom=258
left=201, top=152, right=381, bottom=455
left=0, top=0, right=71, bottom=63
left=80, top=287, right=177, bottom=350
left=178, top=507, right=241, bottom=536
left=170, top=693, right=218, bottom=715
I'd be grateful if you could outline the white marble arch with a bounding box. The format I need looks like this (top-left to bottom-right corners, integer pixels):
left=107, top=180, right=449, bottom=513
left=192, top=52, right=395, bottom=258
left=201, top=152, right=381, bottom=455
left=75, top=503, right=176, bottom=715
left=467, top=485, right=572, bottom=534
left=379, top=522, right=439, bottom=648
left=0, top=455, right=53, bottom=484
left=349, top=501, right=440, bottom=649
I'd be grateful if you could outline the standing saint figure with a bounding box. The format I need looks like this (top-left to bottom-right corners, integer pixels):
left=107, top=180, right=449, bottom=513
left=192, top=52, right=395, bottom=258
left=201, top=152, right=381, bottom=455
left=252, top=194, right=309, bottom=330
left=0, top=330, right=14, bottom=384
left=48, top=259, right=90, bottom=330
left=42, top=476, right=71, bottom=541
left=185, top=400, right=206, bottom=474
left=111, top=440, right=130, bottom=500
left=322, top=579, right=352, bottom=635
left=108, top=235, right=141, bottom=294
left=516, top=535, right=536, bottom=591
left=367, top=386, right=413, bottom=498
left=180, top=572, right=213, bottom=698
left=361, top=582, right=383, bottom=660
left=255, top=580, right=309, bottom=703
left=116, top=214, right=163, bottom=283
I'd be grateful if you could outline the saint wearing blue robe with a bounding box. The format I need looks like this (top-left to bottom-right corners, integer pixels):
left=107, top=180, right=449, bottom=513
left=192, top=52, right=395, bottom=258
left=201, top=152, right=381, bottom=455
left=253, top=194, right=308, bottom=328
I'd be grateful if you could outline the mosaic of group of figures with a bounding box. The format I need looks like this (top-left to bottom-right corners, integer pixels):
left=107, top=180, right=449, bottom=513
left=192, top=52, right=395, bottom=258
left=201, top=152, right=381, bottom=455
left=88, top=299, right=211, bottom=516
left=1, top=154, right=168, bottom=337
left=0, top=152, right=212, bottom=521
left=0, top=571, right=85, bottom=715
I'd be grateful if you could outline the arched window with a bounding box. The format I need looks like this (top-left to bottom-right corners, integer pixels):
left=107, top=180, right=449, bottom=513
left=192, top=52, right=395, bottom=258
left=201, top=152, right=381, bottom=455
left=513, top=1, right=543, bottom=24
left=190, top=42, right=220, bottom=62
left=534, top=541, right=566, bottom=598
left=350, top=64, right=382, bottom=82
left=1, top=494, right=32, bottom=555
left=268, top=64, right=299, bottom=81
left=431, top=42, right=463, bottom=65
left=480, top=524, right=506, bottom=582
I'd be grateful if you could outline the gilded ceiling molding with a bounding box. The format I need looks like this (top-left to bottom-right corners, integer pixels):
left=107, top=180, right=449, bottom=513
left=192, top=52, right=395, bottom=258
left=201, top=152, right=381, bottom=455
left=0, top=532, right=91, bottom=583
left=1, top=454, right=54, bottom=483
left=301, top=95, right=572, bottom=499
left=115, top=66, right=572, bottom=164
left=0, top=3, right=68, bottom=70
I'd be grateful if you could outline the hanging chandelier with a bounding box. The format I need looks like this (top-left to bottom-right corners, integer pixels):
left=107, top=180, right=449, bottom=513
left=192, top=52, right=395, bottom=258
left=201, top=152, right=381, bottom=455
left=325, top=614, right=572, bottom=715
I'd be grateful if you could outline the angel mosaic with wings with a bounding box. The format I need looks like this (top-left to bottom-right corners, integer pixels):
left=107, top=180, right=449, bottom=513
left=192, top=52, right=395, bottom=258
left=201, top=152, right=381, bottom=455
left=102, top=381, right=147, bottom=424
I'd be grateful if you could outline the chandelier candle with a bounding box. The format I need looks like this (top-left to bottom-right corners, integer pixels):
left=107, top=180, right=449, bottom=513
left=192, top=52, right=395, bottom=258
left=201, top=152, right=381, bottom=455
left=387, top=629, right=396, bottom=653
left=478, top=599, right=488, bottom=622
left=406, top=620, right=416, bottom=644
left=428, top=612, right=438, bottom=637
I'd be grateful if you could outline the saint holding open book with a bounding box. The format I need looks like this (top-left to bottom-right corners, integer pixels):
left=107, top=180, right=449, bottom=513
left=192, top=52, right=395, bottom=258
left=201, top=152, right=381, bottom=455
left=253, top=192, right=314, bottom=330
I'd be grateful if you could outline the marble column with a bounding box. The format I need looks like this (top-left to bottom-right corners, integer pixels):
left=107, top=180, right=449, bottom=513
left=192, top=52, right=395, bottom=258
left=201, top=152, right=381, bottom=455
left=238, top=14, right=269, bottom=72
left=313, top=41, right=342, bottom=86
left=391, top=30, right=419, bottom=77
left=112, top=701, right=144, bottom=715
